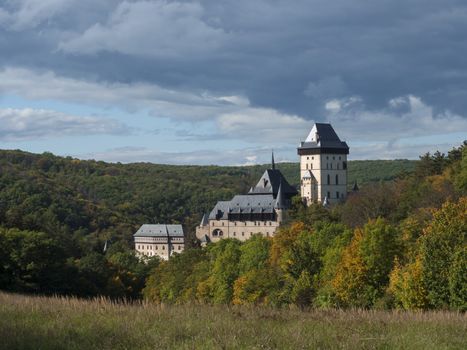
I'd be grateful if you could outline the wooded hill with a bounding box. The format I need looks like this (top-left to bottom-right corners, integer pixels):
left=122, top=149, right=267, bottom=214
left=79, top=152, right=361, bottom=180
left=0, top=149, right=416, bottom=246
left=0, top=144, right=465, bottom=308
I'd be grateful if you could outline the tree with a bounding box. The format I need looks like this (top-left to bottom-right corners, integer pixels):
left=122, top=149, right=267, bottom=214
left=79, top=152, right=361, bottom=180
left=332, top=219, right=399, bottom=307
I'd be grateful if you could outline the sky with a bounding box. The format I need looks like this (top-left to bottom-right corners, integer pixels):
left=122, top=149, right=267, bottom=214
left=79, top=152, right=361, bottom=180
left=0, top=0, right=466, bottom=165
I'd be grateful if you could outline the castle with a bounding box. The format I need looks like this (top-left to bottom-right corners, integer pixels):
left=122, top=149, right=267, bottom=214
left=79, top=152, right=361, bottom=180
left=196, top=122, right=349, bottom=243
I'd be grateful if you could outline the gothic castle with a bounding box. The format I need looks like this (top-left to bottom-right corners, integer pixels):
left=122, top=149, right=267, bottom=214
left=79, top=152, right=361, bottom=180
left=196, top=122, right=349, bottom=243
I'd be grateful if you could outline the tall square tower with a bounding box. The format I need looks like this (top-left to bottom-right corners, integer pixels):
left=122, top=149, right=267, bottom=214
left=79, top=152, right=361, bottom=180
left=297, top=123, right=349, bottom=205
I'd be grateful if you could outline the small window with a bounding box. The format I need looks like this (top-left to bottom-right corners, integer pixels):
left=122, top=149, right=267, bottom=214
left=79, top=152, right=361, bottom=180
left=233, top=232, right=236, bottom=236
left=306, top=163, right=308, bottom=170
left=330, top=163, right=333, bottom=169
left=339, top=156, right=341, bottom=160
left=307, top=156, right=309, bottom=160
left=327, top=191, right=331, bottom=199
left=326, top=156, right=329, bottom=160
left=312, top=156, right=314, bottom=160
left=222, top=222, right=224, bottom=226
left=310, top=163, right=313, bottom=169
left=333, top=156, right=335, bottom=160
left=156, top=245, right=158, bottom=250
left=327, top=174, right=330, bottom=185
left=242, top=232, right=244, bottom=236
left=343, top=161, right=347, bottom=170
left=162, top=246, right=165, bottom=250
left=178, top=246, right=181, bottom=250
left=336, top=174, right=339, bottom=185
left=336, top=191, right=340, bottom=199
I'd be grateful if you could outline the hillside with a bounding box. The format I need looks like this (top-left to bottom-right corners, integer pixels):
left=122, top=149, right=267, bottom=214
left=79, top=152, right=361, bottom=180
left=0, top=149, right=416, bottom=244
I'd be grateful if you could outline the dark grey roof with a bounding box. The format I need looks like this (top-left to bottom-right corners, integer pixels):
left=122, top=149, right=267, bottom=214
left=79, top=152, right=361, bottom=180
left=302, top=170, right=317, bottom=181
left=208, top=194, right=276, bottom=220
left=274, top=182, right=286, bottom=209
left=133, top=224, right=184, bottom=237
left=298, top=123, right=349, bottom=153
left=248, top=169, right=297, bottom=198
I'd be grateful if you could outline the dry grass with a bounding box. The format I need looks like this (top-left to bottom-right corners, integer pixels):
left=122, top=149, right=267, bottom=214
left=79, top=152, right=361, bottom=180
left=1, top=292, right=466, bottom=349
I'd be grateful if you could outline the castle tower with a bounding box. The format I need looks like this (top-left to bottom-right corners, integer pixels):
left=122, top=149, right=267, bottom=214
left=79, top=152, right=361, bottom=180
left=297, top=123, right=349, bottom=205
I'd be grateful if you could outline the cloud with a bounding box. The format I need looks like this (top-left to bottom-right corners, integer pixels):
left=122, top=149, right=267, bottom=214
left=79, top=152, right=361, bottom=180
left=60, top=1, right=227, bottom=58
left=217, top=108, right=311, bottom=143
left=0, top=0, right=75, bottom=30
left=78, top=146, right=283, bottom=166
left=0, top=108, right=130, bottom=141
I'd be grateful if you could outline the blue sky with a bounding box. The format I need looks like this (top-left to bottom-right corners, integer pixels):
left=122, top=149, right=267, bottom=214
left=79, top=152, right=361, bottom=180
left=0, top=0, right=466, bottom=165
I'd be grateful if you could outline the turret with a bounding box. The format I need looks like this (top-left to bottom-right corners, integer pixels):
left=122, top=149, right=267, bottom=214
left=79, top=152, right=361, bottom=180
left=297, top=123, right=349, bottom=205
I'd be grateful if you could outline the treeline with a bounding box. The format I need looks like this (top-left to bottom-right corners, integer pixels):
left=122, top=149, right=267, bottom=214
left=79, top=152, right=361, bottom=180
left=0, top=146, right=459, bottom=306
left=143, top=143, right=466, bottom=310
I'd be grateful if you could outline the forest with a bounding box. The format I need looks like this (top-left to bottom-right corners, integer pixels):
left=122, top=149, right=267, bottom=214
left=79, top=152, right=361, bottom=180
left=0, top=144, right=465, bottom=311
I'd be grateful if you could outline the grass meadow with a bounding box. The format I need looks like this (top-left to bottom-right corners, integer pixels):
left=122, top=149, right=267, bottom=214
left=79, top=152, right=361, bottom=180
left=1, top=292, right=466, bottom=350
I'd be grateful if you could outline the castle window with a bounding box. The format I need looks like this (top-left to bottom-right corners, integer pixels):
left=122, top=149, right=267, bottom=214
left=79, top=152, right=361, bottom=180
left=310, top=163, right=313, bottom=169
left=162, top=246, right=165, bottom=250
left=327, top=191, right=331, bottom=199
left=327, top=174, right=330, bottom=185
left=336, top=174, right=339, bottom=185
left=336, top=191, right=340, bottom=199
left=307, top=157, right=309, bottom=160
left=333, top=156, right=335, bottom=160
left=330, top=163, right=333, bottom=169
left=242, top=232, right=244, bottom=236
left=337, top=163, right=340, bottom=170
left=222, top=222, right=224, bottom=226
left=156, top=246, right=158, bottom=250
left=326, top=156, right=329, bottom=160
left=234, top=222, right=237, bottom=226
left=312, top=156, right=314, bottom=160
left=233, top=232, right=236, bottom=236
left=339, top=156, right=341, bottom=160
left=178, top=246, right=181, bottom=250
left=306, top=163, right=308, bottom=170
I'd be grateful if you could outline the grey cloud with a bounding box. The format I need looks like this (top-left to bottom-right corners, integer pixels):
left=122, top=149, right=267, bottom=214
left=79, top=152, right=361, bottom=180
left=0, top=107, right=131, bottom=141
left=0, top=0, right=466, bottom=161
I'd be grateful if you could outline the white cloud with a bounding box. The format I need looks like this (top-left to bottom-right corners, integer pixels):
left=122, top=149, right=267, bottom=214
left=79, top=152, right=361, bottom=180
left=321, top=94, right=467, bottom=159
left=0, top=0, right=75, bottom=30
left=0, top=67, right=309, bottom=144
left=217, top=108, right=311, bottom=143
left=60, top=0, right=227, bottom=58
left=0, top=107, right=129, bottom=141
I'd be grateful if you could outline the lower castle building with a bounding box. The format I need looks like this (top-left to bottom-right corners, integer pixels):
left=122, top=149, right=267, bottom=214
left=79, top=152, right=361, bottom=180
left=196, top=158, right=297, bottom=242
left=134, top=224, right=185, bottom=260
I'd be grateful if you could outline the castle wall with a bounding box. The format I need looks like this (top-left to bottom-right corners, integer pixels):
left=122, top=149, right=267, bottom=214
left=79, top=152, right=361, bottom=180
left=203, top=218, right=280, bottom=242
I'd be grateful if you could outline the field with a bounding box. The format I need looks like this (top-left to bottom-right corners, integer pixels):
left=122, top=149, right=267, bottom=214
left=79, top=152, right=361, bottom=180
left=1, top=292, right=465, bottom=350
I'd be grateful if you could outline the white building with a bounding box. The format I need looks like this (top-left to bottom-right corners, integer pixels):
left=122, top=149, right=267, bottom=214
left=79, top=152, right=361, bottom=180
left=297, top=123, right=349, bottom=205
left=133, top=224, right=185, bottom=260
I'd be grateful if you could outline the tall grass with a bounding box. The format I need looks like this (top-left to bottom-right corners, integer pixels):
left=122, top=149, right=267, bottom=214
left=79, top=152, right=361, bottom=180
left=1, top=292, right=465, bottom=349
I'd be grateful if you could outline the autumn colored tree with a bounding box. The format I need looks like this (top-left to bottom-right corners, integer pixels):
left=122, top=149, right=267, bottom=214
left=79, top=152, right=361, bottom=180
left=332, top=218, right=399, bottom=307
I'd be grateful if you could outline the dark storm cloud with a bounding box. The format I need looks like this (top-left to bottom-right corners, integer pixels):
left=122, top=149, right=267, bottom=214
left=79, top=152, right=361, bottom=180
left=1, top=0, right=467, bottom=119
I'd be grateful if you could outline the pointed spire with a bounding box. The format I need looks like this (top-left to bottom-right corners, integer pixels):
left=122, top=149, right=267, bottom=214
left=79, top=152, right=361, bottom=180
left=271, top=150, right=275, bottom=170
left=352, top=181, right=359, bottom=192
left=275, top=180, right=285, bottom=209
left=200, top=213, right=208, bottom=227
left=323, top=195, right=329, bottom=207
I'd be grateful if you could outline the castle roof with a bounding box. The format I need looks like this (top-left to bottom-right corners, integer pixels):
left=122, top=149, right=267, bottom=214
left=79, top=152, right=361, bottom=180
left=248, top=168, right=298, bottom=197
left=133, top=224, right=184, bottom=237
left=298, top=123, right=349, bottom=155
left=207, top=166, right=297, bottom=221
